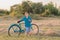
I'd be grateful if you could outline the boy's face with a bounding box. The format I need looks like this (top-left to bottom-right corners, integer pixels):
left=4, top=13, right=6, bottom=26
left=25, top=12, right=29, bottom=17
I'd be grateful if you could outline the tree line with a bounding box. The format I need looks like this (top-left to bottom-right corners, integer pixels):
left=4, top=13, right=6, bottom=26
left=0, top=1, right=60, bottom=17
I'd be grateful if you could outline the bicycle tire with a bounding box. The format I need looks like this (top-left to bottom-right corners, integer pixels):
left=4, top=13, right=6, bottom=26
left=31, top=24, right=39, bottom=35
left=8, top=24, right=21, bottom=36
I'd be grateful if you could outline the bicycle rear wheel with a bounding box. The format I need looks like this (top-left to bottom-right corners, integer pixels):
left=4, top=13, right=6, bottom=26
left=8, top=24, right=21, bottom=36
left=31, top=24, right=39, bottom=35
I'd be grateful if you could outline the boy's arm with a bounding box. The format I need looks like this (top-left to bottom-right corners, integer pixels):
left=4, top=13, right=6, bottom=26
left=17, top=17, right=24, bottom=23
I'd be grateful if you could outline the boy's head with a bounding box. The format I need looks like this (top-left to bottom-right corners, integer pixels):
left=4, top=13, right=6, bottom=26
left=23, top=12, right=29, bottom=17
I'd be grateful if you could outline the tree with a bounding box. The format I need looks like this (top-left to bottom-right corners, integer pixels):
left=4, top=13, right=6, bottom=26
left=31, top=2, right=44, bottom=14
left=9, top=1, right=59, bottom=17
left=10, top=4, right=23, bottom=17
left=0, top=9, right=9, bottom=16
left=21, top=1, right=33, bottom=13
left=58, top=6, right=60, bottom=16
left=44, top=2, right=58, bottom=16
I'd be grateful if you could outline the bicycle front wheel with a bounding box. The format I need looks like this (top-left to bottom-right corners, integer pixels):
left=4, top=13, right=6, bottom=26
left=8, top=24, right=21, bottom=36
left=31, top=24, right=39, bottom=35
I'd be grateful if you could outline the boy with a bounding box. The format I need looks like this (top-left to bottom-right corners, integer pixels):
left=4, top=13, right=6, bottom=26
left=17, top=12, right=32, bottom=35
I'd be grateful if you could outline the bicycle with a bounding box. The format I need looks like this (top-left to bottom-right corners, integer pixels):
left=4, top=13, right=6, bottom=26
left=8, top=22, right=39, bottom=36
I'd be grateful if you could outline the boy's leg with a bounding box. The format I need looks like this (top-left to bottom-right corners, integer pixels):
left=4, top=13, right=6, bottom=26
left=25, top=27, right=31, bottom=35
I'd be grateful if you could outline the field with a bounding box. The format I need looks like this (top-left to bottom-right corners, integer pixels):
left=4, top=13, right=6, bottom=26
left=0, top=17, right=60, bottom=40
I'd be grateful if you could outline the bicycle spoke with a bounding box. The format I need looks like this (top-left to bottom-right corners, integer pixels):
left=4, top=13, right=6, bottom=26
left=31, top=24, right=39, bottom=35
left=9, top=26, right=20, bottom=36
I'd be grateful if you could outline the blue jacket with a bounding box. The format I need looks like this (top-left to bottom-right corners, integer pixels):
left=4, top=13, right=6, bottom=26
left=20, top=16, right=32, bottom=27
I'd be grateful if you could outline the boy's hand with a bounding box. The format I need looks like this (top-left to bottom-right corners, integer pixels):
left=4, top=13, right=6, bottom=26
left=17, top=21, right=20, bottom=23
left=29, top=20, right=31, bottom=21
left=28, top=19, right=32, bottom=22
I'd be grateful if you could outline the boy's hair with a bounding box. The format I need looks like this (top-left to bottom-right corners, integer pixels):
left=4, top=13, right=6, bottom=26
left=23, top=11, right=30, bottom=15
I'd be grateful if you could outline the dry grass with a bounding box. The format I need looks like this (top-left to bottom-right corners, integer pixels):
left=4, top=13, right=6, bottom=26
left=0, top=18, right=60, bottom=40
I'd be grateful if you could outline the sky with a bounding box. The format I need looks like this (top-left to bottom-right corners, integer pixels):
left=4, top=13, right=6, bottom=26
left=0, top=0, right=60, bottom=11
